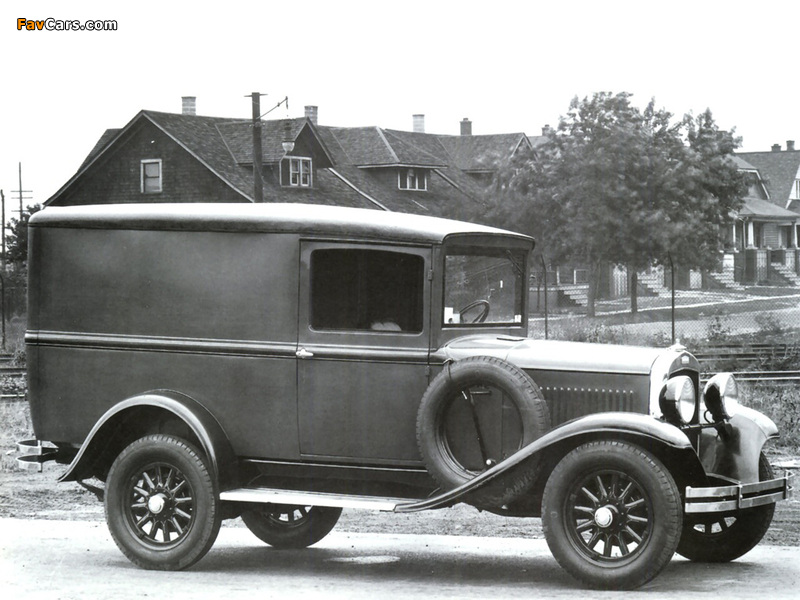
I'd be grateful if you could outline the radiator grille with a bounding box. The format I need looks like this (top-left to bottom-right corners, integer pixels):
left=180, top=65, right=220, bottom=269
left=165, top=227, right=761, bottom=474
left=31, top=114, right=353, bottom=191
left=543, top=386, right=638, bottom=425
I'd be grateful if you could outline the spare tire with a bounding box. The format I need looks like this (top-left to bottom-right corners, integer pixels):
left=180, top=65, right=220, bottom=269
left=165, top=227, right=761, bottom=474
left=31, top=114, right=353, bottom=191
left=416, top=356, right=550, bottom=498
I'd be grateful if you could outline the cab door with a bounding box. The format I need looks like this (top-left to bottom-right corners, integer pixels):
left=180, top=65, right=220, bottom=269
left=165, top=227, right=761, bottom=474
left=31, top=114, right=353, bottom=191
left=296, top=241, right=432, bottom=465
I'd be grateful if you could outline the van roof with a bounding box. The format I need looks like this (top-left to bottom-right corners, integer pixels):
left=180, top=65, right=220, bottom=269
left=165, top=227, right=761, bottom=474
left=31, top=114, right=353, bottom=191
left=29, top=203, right=534, bottom=247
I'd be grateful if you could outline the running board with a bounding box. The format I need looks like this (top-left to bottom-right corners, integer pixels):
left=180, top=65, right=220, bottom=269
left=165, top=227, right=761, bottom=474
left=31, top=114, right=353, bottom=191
left=220, top=487, right=425, bottom=512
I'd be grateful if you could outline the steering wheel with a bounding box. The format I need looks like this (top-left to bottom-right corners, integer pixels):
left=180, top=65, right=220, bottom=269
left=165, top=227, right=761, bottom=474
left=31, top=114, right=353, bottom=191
left=459, top=299, right=491, bottom=323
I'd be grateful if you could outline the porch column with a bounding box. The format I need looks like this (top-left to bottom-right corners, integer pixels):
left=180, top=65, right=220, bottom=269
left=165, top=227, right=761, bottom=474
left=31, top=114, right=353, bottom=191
left=731, top=222, right=737, bottom=250
left=747, top=221, right=756, bottom=248
left=792, top=221, right=798, bottom=248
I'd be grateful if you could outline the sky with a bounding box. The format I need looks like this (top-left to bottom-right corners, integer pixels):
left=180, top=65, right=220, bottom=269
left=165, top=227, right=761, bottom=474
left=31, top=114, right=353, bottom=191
left=1, top=0, right=798, bottom=207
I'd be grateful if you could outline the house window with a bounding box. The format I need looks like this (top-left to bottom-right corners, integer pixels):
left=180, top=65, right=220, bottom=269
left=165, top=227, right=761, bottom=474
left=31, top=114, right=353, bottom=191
left=398, top=168, right=427, bottom=191
left=140, top=159, right=162, bottom=193
left=286, top=157, right=312, bottom=187
left=793, top=179, right=800, bottom=199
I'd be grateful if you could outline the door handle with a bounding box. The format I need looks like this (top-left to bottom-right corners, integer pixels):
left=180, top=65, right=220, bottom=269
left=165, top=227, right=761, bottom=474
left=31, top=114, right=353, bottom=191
left=296, top=347, right=314, bottom=359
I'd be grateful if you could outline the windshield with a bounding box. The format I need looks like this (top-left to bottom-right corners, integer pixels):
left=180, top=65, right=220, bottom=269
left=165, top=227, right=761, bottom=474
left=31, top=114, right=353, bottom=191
left=443, top=248, right=526, bottom=326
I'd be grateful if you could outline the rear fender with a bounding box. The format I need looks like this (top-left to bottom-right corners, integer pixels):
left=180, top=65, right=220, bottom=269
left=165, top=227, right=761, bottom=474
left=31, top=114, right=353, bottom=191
left=59, top=390, right=238, bottom=490
left=397, top=412, right=699, bottom=513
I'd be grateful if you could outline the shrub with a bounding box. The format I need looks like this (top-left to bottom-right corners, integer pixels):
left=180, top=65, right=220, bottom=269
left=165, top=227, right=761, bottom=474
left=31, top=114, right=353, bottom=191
left=754, top=313, right=789, bottom=341
left=705, top=315, right=732, bottom=345
left=742, top=383, right=800, bottom=450
left=0, top=399, right=32, bottom=471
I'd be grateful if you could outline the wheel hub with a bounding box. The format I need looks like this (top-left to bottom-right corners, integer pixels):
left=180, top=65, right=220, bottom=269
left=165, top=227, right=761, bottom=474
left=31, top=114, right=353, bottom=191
left=147, top=493, right=168, bottom=515
left=594, top=505, right=616, bottom=528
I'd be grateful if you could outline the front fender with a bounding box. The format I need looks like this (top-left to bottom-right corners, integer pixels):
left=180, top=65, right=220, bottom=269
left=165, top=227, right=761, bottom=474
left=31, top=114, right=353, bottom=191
left=397, top=412, right=695, bottom=512
left=59, top=390, right=238, bottom=490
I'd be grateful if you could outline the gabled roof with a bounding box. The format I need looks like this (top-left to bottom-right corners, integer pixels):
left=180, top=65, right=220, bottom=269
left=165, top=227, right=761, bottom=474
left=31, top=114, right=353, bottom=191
left=437, top=133, right=531, bottom=173
left=78, top=128, right=120, bottom=170
left=735, top=150, right=800, bottom=209
left=49, top=109, right=532, bottom=216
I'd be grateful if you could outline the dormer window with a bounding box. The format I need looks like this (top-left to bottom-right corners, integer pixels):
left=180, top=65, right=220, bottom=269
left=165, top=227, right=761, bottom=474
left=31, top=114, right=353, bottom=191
left=793, top=179, right=800, bottom=200
left=399, top=168, right=427, bottom=191
left=140, top=159, right=162, bottom=193
left=282, top=157, right=312, bottom=187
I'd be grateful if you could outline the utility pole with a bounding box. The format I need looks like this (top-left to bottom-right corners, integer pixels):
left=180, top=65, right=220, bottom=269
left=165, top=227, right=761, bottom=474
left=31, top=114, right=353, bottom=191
left=18, top=163, right=23, bottom=216
left=248, top=92, right=264, bottom=203
left=11, top=162, right=33, bottom=217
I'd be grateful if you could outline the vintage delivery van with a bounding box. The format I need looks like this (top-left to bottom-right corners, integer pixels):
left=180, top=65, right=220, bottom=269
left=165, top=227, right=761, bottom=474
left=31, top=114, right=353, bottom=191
left=20, top=203, right=792, bottom=589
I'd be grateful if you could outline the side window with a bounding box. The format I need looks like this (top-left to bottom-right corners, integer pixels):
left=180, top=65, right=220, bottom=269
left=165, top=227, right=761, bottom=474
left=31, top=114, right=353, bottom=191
left=310, top=249, right=424, bottom=333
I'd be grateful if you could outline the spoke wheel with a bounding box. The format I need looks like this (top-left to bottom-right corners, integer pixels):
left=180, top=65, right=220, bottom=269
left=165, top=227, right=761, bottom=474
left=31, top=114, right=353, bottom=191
left=241, top=504, right=342, bottom=548
left=677, top=452, right=776, bottom=562
left=105, top=434, right=220, bottom=570
left=565, top=469, right=652, bottom=562
left=125, top=463, right=195, bottom=548
left=542, top=441, right=681, bottom=590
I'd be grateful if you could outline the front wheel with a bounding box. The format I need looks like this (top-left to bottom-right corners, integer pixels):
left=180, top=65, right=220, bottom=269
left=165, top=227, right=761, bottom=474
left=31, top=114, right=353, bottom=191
left=677, top=452, right=776, bottom=562
left=542, top=441, right=682, bottom=590
left=105, top=434, right=221, bottom=570
left=241, top=504, right=342, bottom=548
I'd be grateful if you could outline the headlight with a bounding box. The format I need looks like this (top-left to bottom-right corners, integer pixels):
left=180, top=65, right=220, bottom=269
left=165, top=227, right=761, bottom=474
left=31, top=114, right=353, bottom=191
left=703, top=373, right=738, bottom=423
left=660, top=375, right=696, bottom=425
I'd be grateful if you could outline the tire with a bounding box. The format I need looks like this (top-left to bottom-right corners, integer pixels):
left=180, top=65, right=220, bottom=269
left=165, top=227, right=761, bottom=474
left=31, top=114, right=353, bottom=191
left=416, top=356, right=550, bottom=497
left=105, top=434, right=221, bottom=570
left=542, top=441, right=682, bottom=590
left=677, top=452, right=775, bottom=563
left=241, top=505, right=342, bottom=548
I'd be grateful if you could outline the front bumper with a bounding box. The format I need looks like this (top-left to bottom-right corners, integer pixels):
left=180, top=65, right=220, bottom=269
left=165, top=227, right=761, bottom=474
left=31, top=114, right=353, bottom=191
left=685, top=473, right=793, bottom=514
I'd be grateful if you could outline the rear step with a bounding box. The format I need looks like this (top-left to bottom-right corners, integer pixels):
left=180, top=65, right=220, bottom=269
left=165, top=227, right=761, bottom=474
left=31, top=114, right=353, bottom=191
left=220, top=487, right=423, bottom=512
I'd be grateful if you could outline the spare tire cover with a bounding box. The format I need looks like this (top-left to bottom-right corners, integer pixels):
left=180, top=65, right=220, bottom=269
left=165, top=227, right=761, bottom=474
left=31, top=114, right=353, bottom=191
left=416, top=355, right=550, bottom=495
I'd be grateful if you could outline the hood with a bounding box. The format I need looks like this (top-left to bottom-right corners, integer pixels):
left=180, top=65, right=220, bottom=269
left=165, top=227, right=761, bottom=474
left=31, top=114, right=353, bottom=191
left=440, top=335, right=666, bottom=376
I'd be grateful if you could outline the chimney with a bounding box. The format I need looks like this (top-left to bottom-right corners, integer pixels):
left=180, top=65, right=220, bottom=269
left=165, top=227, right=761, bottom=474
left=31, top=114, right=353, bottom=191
left=460, top=118, right=472, bottom=136
left=772, top=143, right=782, bottom=152
left=413, top=114, right=425, bottom=133
left=181, top=96, right=196, bottom=116
left=305, top=105, right=318, bottom=125
left=788, top=140, right=796, bottom=151
left=542, top=124, right=552, bottom=136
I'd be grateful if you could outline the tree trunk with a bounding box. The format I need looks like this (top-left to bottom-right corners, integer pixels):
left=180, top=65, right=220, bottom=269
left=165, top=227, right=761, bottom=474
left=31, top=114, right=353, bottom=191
left=629, top=266, right=639, bottom=314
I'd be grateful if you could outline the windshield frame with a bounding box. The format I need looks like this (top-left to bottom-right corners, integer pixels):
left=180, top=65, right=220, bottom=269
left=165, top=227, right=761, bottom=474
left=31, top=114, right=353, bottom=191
left=438, top=234, right=533, bottom=334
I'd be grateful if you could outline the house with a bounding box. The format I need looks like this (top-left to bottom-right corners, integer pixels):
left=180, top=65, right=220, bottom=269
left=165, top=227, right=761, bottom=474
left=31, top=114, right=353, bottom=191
left=721, top=143, right=800, bottom=285
left=46, top=100, right=532, bottom=224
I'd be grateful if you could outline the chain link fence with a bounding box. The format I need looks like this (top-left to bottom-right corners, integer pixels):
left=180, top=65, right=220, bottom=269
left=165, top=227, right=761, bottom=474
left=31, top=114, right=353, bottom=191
left=528, top=261, right=800, bottom=351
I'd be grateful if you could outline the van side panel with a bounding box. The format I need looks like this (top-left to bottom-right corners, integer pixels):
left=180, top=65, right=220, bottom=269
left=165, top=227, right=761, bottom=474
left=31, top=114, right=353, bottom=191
left=27, top=226, right=301, bottom=459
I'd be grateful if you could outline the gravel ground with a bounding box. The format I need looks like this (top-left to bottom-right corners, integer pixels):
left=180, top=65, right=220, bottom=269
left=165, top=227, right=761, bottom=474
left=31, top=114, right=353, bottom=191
left=1, top=457, right=797, bottom=545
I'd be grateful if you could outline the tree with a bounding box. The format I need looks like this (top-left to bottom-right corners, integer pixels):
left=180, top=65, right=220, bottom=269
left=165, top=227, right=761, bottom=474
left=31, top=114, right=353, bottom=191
left=488, top=93, right=745, bottom=316
left=6, top=203, right=42, bottom=275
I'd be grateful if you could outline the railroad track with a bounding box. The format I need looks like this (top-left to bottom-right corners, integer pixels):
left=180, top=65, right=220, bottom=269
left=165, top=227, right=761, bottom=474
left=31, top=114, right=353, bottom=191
left=719, top=370, right=800, bottom=383
left=694, top=343, right=798, bottom=363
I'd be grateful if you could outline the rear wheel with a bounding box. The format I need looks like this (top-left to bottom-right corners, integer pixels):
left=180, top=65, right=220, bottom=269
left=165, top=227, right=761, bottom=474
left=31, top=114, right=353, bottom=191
left=241, top=504, right=342, bottom=548
left=105, top=434, right=221, bottom=570
left=677, top=452, right=775, bottom=562
left=542, top=441, right=682, bottom=590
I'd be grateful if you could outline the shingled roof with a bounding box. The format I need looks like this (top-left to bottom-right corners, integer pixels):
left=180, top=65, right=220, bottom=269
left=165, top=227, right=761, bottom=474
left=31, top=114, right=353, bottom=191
left=736, top=149, right=800, bottom=210
left=49, top=109, right=529, bottom=217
